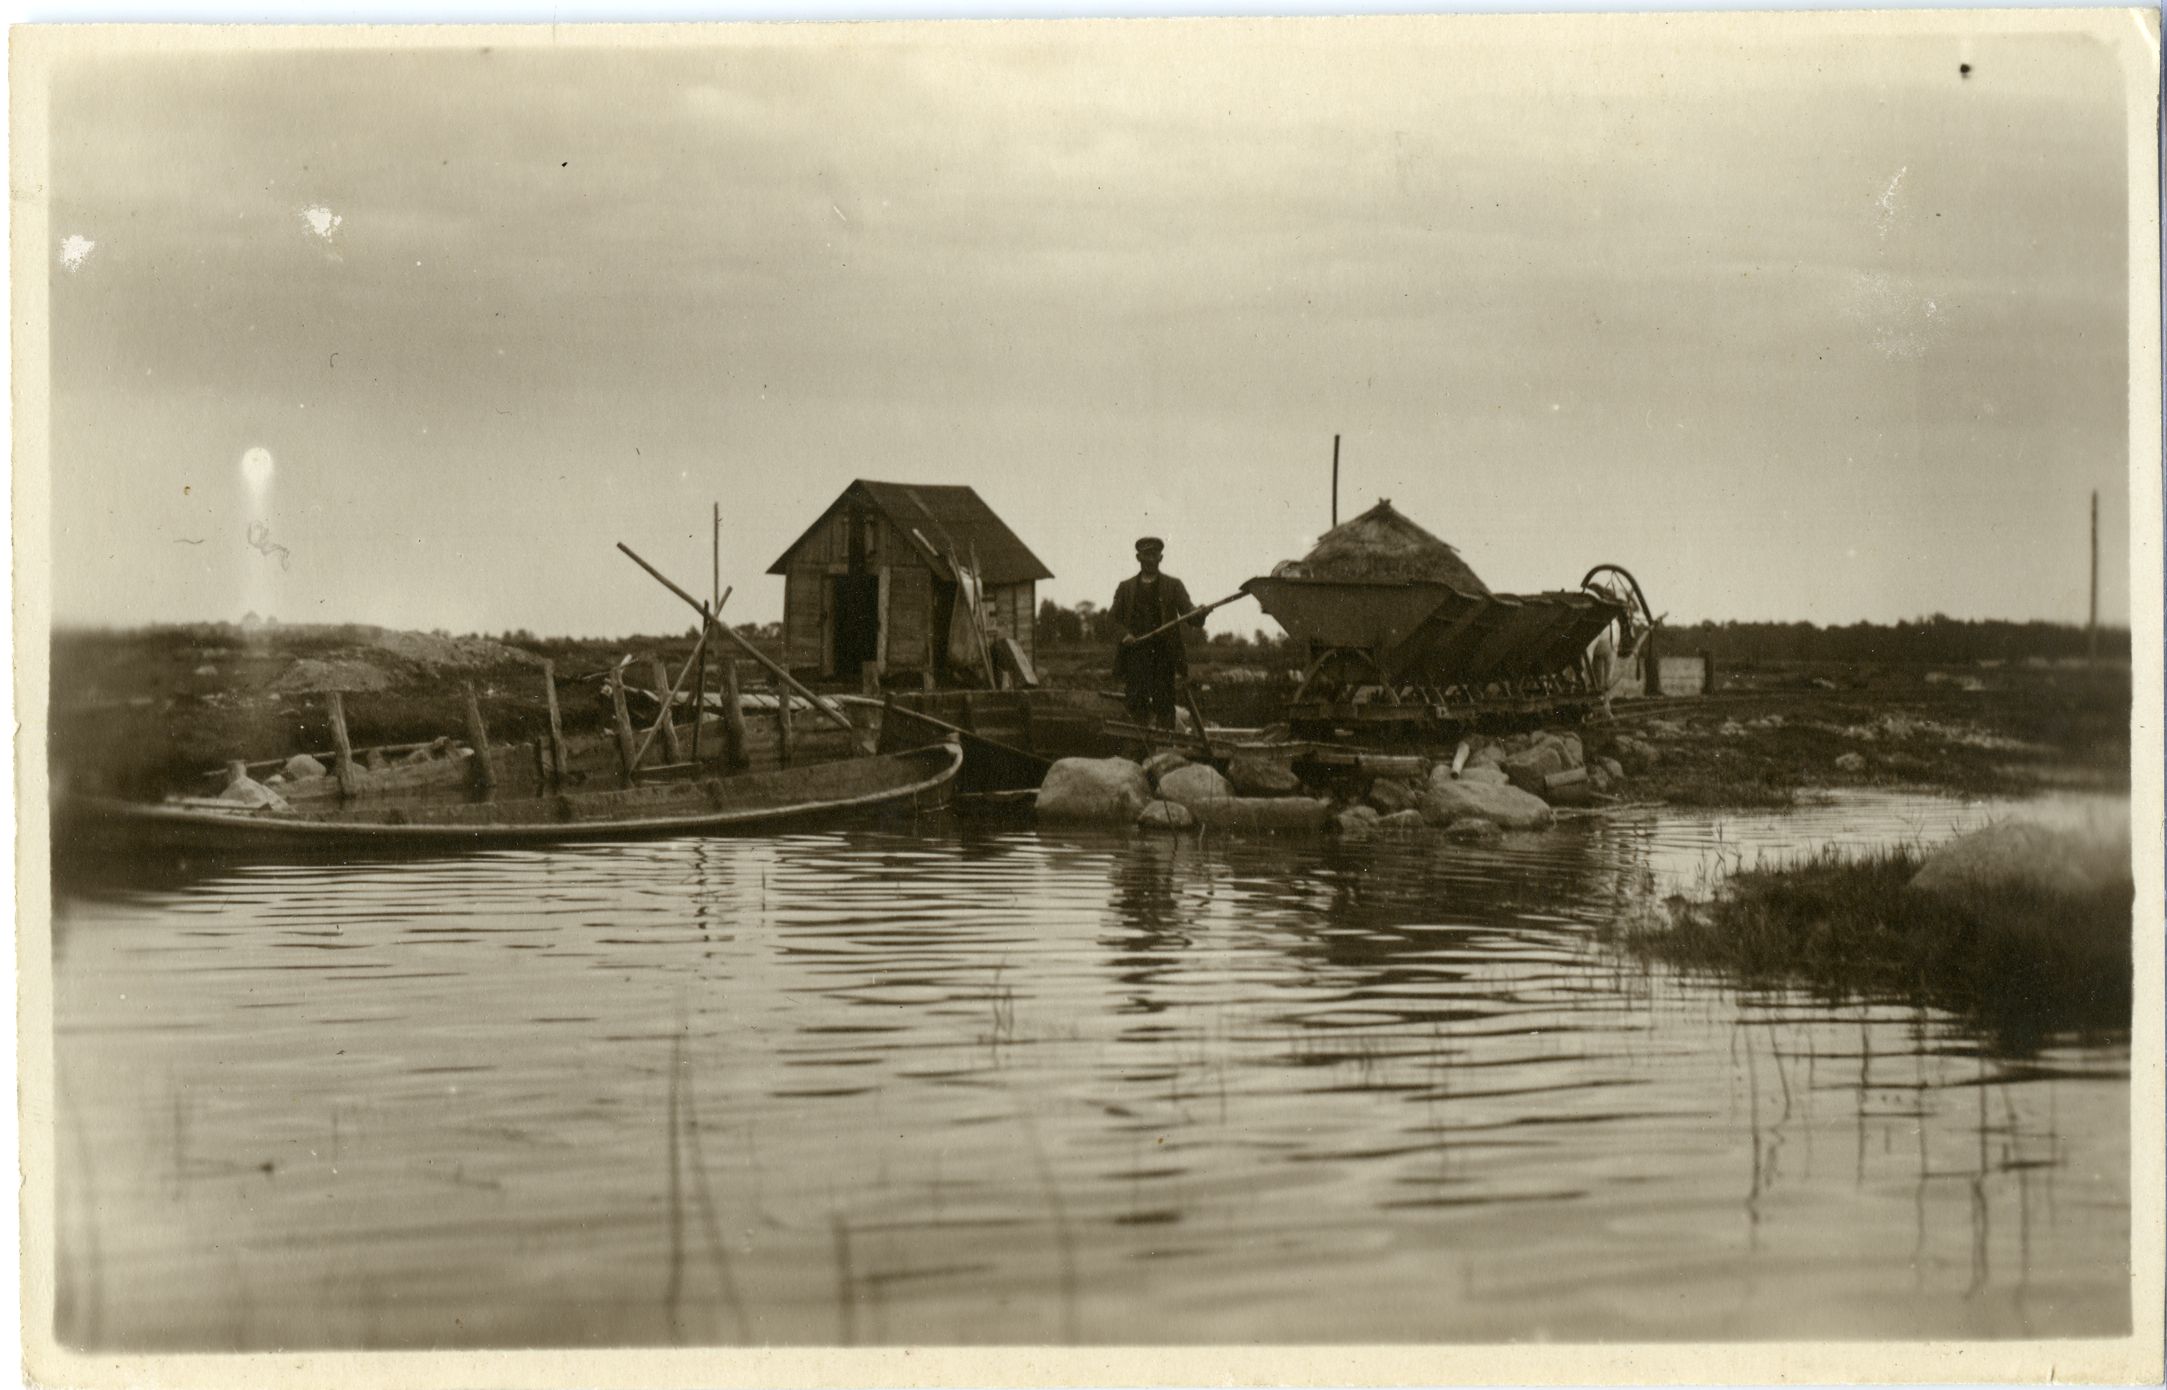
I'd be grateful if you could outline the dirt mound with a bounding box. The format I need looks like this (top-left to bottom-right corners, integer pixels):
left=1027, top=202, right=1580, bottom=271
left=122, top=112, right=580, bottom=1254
left=273, top=658, right=394, bottom=693
left=373, top=631, right=539, bottom=670
left=1270, top=500, right=1489, bottom=592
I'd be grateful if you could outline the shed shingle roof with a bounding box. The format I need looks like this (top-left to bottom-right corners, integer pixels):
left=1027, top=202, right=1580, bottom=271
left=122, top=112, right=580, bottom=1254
left=766, top=480, right=1054, bottom=583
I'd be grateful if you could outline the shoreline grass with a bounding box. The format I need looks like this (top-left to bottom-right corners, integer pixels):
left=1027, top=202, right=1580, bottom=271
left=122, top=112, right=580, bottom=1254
left=1609, top=843, right=2133, bottom=1053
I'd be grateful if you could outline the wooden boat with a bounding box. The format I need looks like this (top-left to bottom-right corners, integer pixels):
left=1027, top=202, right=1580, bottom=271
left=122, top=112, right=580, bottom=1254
left=57, top=739, right=962, bottom=852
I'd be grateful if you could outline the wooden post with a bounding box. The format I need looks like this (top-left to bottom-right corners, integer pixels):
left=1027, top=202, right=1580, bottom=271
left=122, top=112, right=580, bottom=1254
left=541, top=659, right=570, bottom=785
left=531, top=739, right=548, bottom=788
left=860, top=658, right=883, bottom=698
left=1331, top=433, right=1341, bottom=529
left=610, top=662, right=639, bottom=785
left=690, top=631, right=707, bottom=764
left=1701, top=648, right=1716, bottom=695
left=463, top=682, right=496, bottom=793
left=774, top=670, right=794, bottom=767
left=1642, top=628, right=1661, bottom=697
left=649, top=658, right=684, bottom=762
left=327, top=692, right=359, bottom=799
left=718, top=647, right=747, bottom=770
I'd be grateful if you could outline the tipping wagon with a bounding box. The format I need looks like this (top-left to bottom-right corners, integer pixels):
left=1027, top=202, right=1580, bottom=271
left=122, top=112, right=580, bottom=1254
left=1240, top=502, right=1657, bottom=739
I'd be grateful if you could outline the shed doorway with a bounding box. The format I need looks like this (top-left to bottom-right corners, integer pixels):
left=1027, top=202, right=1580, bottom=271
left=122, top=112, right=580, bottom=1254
left=831, top=574, right=881, bottom=681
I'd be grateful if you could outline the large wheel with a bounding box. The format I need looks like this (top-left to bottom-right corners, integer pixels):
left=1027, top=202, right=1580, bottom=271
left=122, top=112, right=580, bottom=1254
left=1580, top=564, right=1658, bottom=696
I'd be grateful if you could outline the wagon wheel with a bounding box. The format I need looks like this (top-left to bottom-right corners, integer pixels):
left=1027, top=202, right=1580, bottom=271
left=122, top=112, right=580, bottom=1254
left=1581, top=564, right=1658, bottom=653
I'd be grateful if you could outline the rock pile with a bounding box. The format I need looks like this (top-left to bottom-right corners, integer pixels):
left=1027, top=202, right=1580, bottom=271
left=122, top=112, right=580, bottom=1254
left=1036, top=725, right=1625, bottom=838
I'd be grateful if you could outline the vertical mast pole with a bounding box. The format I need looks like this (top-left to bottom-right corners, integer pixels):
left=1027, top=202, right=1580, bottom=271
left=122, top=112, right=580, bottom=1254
left=1331, top=433, right=1341, bottom=529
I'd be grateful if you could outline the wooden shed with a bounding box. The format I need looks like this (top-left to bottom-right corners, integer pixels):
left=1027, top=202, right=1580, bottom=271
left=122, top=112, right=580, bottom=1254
left=766, top=480, right=1053, bottom=686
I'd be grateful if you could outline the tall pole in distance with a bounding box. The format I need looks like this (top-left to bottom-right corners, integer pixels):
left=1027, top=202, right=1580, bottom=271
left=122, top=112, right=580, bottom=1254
left=1331, top=433, right=1341, bottom=530
left=2089, top=489, right=2099, bottom=666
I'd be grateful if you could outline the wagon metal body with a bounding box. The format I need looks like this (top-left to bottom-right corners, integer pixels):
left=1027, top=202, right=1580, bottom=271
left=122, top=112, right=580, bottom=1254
left=1244, top=564, right=1652, bottom=735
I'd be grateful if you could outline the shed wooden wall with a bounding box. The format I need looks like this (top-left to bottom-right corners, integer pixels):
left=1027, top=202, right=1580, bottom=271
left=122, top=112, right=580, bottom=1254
left=778, top=503, right=1038, bottom=680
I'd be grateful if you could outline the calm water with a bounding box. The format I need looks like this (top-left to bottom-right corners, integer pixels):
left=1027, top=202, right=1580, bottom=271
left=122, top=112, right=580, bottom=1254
left=51, top=791, right=2130, bottom=1348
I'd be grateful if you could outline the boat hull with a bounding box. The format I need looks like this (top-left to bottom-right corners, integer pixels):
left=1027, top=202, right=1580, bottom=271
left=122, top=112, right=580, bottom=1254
left=56, top=742, right=962, bottom=853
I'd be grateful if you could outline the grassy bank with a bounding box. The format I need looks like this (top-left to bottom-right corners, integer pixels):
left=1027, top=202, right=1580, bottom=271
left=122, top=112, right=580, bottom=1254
left=1609, top=844, right=2133, bottom=1051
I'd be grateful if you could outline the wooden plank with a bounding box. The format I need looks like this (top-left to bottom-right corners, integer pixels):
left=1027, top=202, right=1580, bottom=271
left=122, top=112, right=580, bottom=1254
left=649, top=659, right=684, bottom=761
left=463, top=682, right=496, bottom=793
left=327, top=692, right=359, bottom=799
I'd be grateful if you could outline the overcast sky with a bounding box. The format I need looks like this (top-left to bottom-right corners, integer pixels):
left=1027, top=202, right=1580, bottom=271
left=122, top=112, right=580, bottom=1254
left=42, top=16, right=2138, bottom=637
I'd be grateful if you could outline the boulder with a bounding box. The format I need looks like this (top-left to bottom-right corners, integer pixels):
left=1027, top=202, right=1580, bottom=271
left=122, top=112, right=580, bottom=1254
left=1613, top=734, right=1660, bottom=771
left=1910, top=821, right=2131, bottom=902
left=1136, top=799, right=1197, bottom=831
left=1420, top=778, right=1554, bottom=831
left=1444, top=817, right=1505, bottom=843
left=1375, top=809, right=1429, bottom=833
left=1333, top=805, right=1380, bottom=838
left=1499, top=742, right=1571, bottom=796
left=1597, top=756, right=1624, bottom=781
left=1466, top=743, right=1508, bottom=771
left=1157, top=763, right=1236, bottom=810
left=1225, top=751, right=1304, bottom=797
left=1366, top=778, right=1424, bottom=814
left=1190, top=796, right=1333, bottom=832
left=1140, top=750, right=1190, bottom=786
left=1588, top=764, right=1613, bottom=793
left=1036, top=757, right=1153, bottom=823
left=283, top=752, right=327, bottom=781
left=1834, top=751, right=1867, bottom=773
left=1455, top=764, right=1509, bottom=787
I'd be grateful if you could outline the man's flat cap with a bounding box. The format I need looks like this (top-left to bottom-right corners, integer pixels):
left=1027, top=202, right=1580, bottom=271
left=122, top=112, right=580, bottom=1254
left=1134, top=536, right=1165, bottom=554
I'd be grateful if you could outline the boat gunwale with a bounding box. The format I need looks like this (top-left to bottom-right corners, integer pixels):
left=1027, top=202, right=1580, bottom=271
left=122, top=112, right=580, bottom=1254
left=64, top=740, right=963, bottom=846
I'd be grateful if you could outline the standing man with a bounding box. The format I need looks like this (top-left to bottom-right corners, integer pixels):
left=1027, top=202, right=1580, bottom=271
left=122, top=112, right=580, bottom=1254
left=1112, top=536, right=1203, bottom=728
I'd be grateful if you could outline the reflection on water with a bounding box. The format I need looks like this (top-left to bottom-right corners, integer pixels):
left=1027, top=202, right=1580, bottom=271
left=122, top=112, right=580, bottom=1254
left=52, top=792, right=2129, bottom=1348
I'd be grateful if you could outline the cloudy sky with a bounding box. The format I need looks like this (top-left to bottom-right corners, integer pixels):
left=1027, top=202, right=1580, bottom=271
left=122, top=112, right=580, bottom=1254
left=40, top=15, right=2139, bottom=636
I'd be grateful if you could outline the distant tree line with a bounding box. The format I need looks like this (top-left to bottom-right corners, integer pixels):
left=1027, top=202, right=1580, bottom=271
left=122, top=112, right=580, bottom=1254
left=1663, top=615, right=2129, bottom=667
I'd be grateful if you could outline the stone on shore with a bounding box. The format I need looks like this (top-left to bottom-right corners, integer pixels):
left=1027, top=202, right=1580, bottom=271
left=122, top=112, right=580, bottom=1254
left=1366, top=778, right=1423, bottom=814
left=1375, top=808, right=1429, bottom=833
left=1136, top=799, right=1197, bottom=831
left=1140, top=751, right=1190, bottom=786
left=1334, top=805, right=1381, bottom=838
left=1190, top=796, right=1333, bottom=832
left=283, top=752, right=327, bottom=781
left=1226, top=751, right=1304, bottom=797
left=1420, top=778, right=1554, bottom=831
left=1834, top=751, right=1867, bottom=773
left=1157, top=763, right=1236, bottom=810
left=1454, top=764, right=1509, bottom=787
left=1036, top=757, right=1153, bottom=823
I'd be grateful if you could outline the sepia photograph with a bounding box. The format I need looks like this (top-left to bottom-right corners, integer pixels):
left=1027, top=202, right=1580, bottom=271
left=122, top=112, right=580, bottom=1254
left=14, top=10, right=2162, bottom=1385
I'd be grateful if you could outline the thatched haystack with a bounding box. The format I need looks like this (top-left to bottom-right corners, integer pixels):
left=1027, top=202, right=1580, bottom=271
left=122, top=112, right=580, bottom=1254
left=1271, top=500, right=1490, bottom=593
